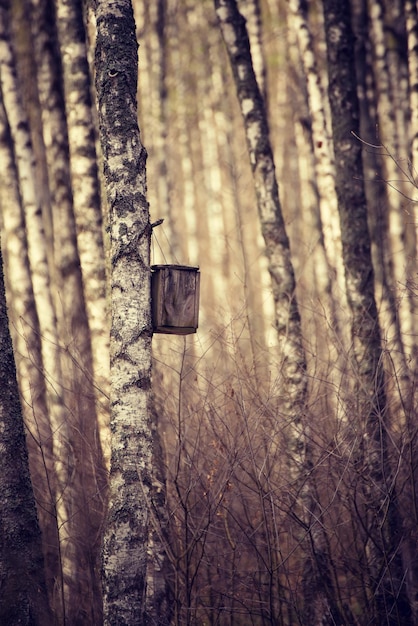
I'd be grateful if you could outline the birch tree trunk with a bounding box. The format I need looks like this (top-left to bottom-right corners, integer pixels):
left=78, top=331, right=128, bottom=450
left=95, top=2, right=162, bottom=623
left=403, top=0, right=418, bottom=378
left=0, top=242, right=52, bottom=625
left=0, top=0, right=65, bottom=438
left=322, top=0, right=412, bottom=622
left=215, top=1, right=344, bottom=623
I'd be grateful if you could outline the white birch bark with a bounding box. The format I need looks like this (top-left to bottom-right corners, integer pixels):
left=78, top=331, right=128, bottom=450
left=95, top=1, right=155, bottom=622
left=402, top=3, right=418, bottom=616
left=0, top=6, right=63, bottom=425
left=351, top=0, right=411, bottom=420
left=189, top=1, right=230, bottom=306
left=286, top=6, right=343, bottom=386
left=166, top=0, right=200, bottom=267
left=404, top=0, right=418, bottom=376
left=136, top=0, right=173, bottom=241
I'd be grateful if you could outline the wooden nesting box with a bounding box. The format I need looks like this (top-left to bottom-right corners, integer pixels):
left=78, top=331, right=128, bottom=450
left=151, top=265, right=200, bottom=335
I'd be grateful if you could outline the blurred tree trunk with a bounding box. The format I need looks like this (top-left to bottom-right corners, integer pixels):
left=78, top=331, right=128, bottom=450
left=95, top=1, right=170, bottom=623
left=322, top=0, right=413, bottom=623
left=238, top=0, right=267, bottom=102
left=215, top=0, right=306, bottom=436
left=137, top=0, right=173, bottom=233
left=367, top=0, right=416, bottom=358
left=285, top=12, right=335, bottom=373
left=55, top=0, right=110, bottom=448
left=0, top=241, right=52, bottom=625
left=406, top=0, right=418, bottom=176
left=287, top=0, right=348, bottom=407
left=404, top=0, right=418, bottom=376
left=351, top=0, right=410, bottom=410
left=210, top=0, right=270, bottom=376
left=288, top=0, right=345, bottom=316
left=215, top=1, right=345, bottom=623
left=403, top=2, right=418, bottom=618
left=26, top=2, right=107, bottom=622
left=0, top=91, right=62, bottom=621
left=0, top=0, right=65, bottom=451
left=0, top=4, right=77, bottom=621
left=4, top=1, right=106, bottom=621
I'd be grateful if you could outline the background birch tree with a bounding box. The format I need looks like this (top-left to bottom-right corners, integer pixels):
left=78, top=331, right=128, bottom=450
left=323, top=0, right=412, bottom=621
left=215, top=1, right=345, bottom=623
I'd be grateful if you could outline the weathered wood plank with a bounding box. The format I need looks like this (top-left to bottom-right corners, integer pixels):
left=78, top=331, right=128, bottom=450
left=151, top=265, right=200, bottom=334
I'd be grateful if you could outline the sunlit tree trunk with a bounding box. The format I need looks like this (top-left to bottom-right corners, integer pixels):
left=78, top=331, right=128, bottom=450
left=136, top=0, right=171, bottom=228
left=0, top=241, right=53, bottom=625
left=0, top=0, right=64, bottom=440
left=215, top=1, right=344, bottom=623
left=166, top=0, right=209, bottom=291
left=322, top=0, right=412, bottom=622
left=404, top=0, right=418, bottom=374
left=209, top=0, right=270, bottom=375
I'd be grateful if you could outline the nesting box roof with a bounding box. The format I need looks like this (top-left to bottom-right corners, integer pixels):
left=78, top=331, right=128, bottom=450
left=151, top=264, right=199, bottom=271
